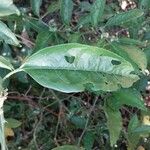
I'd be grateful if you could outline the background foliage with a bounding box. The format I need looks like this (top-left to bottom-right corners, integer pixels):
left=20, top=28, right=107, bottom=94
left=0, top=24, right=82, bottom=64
left=0, top=0, right=150, bottom=150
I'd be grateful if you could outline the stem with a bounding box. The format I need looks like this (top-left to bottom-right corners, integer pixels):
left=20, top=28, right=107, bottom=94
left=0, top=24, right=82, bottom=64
left=0, top=89, right=8, bottom=150
left=3, top=68, right=22, bottom=81
left=77, top=96, right=99, bottom=146
left=0, top=109, right=7, bottom=150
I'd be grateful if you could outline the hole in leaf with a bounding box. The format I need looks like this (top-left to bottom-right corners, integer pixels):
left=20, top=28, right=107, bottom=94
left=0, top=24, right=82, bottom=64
left=64, top=55, right=75, bottom=64
left=130, top=71, right=138, bottom=75
left=139, top=68, right=142, bottom=71
left=105, top=82, right=108, bottom=85
left=111, top=60, right=121, bottom=65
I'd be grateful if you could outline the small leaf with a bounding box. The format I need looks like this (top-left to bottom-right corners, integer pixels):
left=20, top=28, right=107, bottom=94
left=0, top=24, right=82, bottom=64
left=90, top=0, right=106, bottom=26
left=30, top=0, right=42, bottom=16
left=20, top=43, right=139, bottom=93
left=0, top=56, right=14, bottom=70
left=47, top=0, right=60, bottom=14
left=140, top=0, right=150, bottom=11
left=0, top=21, right=19, bottom=46
left=111, top=43, right=147, bottom=73
left=105, top=106, right=122, bottom=146
left=5, top=118, right=22, bottom=128
left=68, top=33, right=81, bottom=43
left=80, top=1, right=91, bottom=12
left=119, top=45, right=147, bottom=72
left=78, top=15, right=91, bottom=27
left=0, top=0, right=20, bottom=17
left=127, top=115, right=149, bottom=149
left=128, top=115, right=139, bottom=133
left=106, top=9, right=143, bottom=27
left=60, top=0, right=73, bottom=25
left=117, top=38, right=146, bottom=47
left=83, top=131, right=95, bottom=150
left=144, top=47, right=150, bottom=69
left=34, top=31, right=52, bottom=51
left=68, top=115, right=86, bottom=129
left=112, top=88, right=146, bottom=111
left=52, top=145, right=84, bottom=150
left=133, top=125, right=150, bottom=134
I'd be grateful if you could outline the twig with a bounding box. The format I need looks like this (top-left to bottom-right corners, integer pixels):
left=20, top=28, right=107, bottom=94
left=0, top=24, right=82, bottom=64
left=15, top=34, right=35, bottom=46
left=33, top=89, right=46, bottom=149
left=7, top=95, right=58, bottom=116
left=77, top=96, right=99, bottom=146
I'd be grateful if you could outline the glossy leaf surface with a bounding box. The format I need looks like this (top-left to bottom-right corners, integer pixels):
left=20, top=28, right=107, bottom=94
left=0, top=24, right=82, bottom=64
left=0, top=56, right=14, bottom=70
left=0, top=0, right=20, bottom=17
left=20, top=43, right=139, bottom=93
left=0, top=21, right=19, bottom=46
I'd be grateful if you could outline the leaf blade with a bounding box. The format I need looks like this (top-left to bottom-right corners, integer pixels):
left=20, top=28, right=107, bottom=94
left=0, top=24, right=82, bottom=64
left=106, top=9, right=143, bottom=27
left=90, top=0, right=106, bottom=26
left=0, top=21, right=19, bottom=46
left=105, top=106, right=122, bottom=146
left=20, top=43, right=139, bottom=93
left=0, top=0, right=20, bottom=17
left=30, top=0, right=42, bottom=16
left=0, top=56, right=14, bottom=70
left=60, top=0, right=73, bottom=25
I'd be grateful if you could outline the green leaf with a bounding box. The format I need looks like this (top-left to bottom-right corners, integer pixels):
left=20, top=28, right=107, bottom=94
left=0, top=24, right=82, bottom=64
left=19, top=43, right=139, bottom=93
left=5, top=118, right=22, bottom=128
left=90, top=0, right=106, bottom=26
left=111, top=43, right=147, bottom=72
left=83, top=131, right=95, bottom=150
left=119, top=45, right=147, bottom=72
left=60, top=0, right=73, bottom=25
left=30, top=0, right=42, bottom=16
left=127, top=115, right=150, bottom=149
left=0, top=56, right=14, bottom=70
left=105, top=106, right=122, bottom=146
left=80, top=1, right=91, bottom=12
left=68, top=115, right=86, bottom=129
left=140, top=0, right=150, bottom=11
left=111, top=88, right=146, bottom=111
left=52, top=145, right=84, bottom=150
left=144, top=47, right=150, bottom=69
left=0, top=21, right=19, bottom=46
left=0, top=77, right=3, bottom=92
left=106, top=9, right=143, bottom=27
left=68, top=33, right=81, bottom=43
left=133, top=125, right=150, bottom=134
left=47, top=0, right=60, bottom=14
left=127, top=115, right=140, bottom=150
left=117, top=38, right=146, bottom=47
left=128, top=115, right=139, bottom=133
left=78, top=15, right=91, bottom=27
left=34, top=31, right=52, bottom=51
left=0, top=0, right=20, bottom=17
left=26, top=17, right=49, bottom=32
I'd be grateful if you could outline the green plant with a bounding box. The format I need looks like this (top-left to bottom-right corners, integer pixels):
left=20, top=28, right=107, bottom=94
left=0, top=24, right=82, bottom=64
left=0, top=0, right=150, bottom=150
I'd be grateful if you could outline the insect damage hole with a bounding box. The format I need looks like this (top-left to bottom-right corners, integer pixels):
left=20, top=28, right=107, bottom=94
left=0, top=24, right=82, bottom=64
left=111, top=60, right=121, bottom=65
left=64, top=55, right=75, bottom=64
